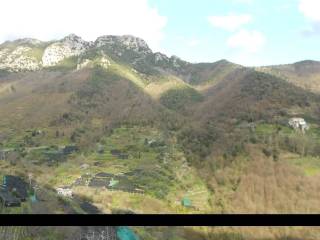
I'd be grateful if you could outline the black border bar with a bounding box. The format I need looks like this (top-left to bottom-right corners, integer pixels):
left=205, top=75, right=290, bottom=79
left=0, top=214, right=320, bottom=226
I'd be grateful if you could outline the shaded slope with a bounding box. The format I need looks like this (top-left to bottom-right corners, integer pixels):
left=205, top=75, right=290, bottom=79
left=66, top=66, right=161, bottom=126
left=194, top=69, right=320, bottom=124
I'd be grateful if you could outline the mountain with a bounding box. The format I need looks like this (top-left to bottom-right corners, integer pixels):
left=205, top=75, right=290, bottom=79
left=255, top=60, right=320, bottom=93
left=1, top=34, right=320, bottom=222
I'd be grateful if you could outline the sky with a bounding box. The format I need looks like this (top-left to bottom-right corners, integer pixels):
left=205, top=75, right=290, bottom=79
left=0, top=0, right=319, bottom=66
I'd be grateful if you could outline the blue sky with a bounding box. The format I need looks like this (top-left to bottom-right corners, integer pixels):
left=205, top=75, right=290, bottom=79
left=1, top=0, right=319, bottom=66
left=148, top=0, right=320, bottom=66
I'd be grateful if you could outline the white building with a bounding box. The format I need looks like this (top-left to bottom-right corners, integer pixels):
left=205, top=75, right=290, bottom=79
left=288, top=118, right=309, bottom=132
left=56, top=187, right=73, bottom=197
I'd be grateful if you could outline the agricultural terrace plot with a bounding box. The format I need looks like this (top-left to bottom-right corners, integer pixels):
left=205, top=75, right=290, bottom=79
left=45, top=125, right=211, bottom=213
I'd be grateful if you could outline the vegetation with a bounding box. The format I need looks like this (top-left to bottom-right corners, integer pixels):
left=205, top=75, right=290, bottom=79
left=240, top=71, right=317, bottom=107
left=46, top=56, right=78, bottom=71
left=160, top=86, right=203, bottom=111
left=2, top=36, right=320, bottom=234
left=256, top=60, right=320, bottom=93
left=25, top=46, right=45, bottom=61
left=187, top=60, right=240, bottom=85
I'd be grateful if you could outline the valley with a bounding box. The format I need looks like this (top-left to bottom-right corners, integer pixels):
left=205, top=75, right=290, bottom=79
left=0, top=34, right=320, bottom=218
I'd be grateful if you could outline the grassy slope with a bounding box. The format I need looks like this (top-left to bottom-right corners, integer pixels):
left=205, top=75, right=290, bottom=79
left=256, top=60, right=320, bottom=93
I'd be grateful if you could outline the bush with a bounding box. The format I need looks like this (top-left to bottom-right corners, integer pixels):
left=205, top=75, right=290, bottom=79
left=262, top=148, right=272, bottom=157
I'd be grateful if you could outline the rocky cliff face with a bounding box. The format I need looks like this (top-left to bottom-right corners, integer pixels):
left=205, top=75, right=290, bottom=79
left=42, top=34, right=92, bottom=67
left=0, top=46, right=40, bottom=71
left=153, top=52, right=169, bottom=63
left=0, top=40, right=43, bottom=71
left=0, top=34, right=196, bottom=75
left=95, top=35, right=152, bottom=55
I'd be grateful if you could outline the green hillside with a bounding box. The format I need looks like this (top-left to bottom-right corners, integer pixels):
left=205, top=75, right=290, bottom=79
left=1, top=35, right=320, bottom=226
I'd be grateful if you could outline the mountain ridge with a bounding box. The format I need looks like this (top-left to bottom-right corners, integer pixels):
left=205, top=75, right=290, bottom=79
left=0, top=34, right=239, bottom=73
left=1, top=34, right=318, bottom=69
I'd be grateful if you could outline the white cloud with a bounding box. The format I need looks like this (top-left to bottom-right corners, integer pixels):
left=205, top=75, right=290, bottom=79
left=186, top=39, right=201, bottom=47
left=208, top=14, right=252, bottom=31
left=227, top=29, right=266, bottom=53
left=0, top=0, right=167, bottom=51
left=299, top=0, right=320, bottom=22
left=301, top=23, right=320, bottom=36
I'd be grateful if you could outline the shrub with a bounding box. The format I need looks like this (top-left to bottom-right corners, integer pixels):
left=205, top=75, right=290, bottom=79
left=262, top=148, right=272, bottom=157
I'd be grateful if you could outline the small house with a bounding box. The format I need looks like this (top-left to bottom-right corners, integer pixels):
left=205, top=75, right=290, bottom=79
left=81, top=227, right=117, bottom=240
left=3, top=175, right=28, bottom=201
left=56, top=187, right=73, bottom=197
left=288, top=118, right=309, bottom=132
left=181, top=197, right=192, bottom=208
left=116, top=227, right=139, bottom=240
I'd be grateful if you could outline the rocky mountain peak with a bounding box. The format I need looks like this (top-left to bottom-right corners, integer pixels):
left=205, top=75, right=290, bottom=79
left=63, top=33, right=81, bottom=41
left=95, top=35, right=152, bottom=54
left=42, top=34, right=92, bottom=67
left=62, top=34, right=92, bottom=47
